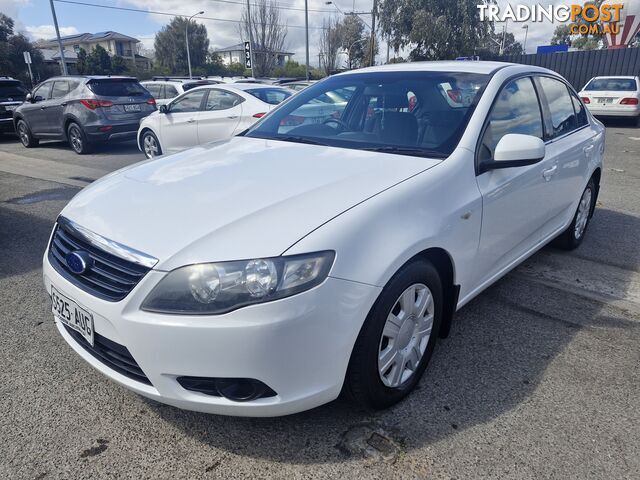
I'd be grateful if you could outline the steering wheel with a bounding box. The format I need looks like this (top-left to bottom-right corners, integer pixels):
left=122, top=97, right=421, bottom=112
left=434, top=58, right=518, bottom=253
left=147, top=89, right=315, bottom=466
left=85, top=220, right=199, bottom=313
left=322, top=117, right=350, bottom=131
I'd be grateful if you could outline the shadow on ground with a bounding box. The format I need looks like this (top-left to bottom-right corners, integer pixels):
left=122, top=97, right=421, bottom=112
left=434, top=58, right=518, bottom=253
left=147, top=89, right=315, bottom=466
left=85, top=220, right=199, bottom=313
left=146, top=207, right=639, bottom=464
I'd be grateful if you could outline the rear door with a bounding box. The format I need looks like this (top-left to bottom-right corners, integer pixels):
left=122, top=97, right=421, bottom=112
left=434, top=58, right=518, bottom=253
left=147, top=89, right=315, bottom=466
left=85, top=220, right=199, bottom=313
left=197, top=89, right=243, bottom=144
left=535, top=76, right=594, bottom=231
left=159, top=89, right=207, bottom=153
left=43, top=80, right=70, bottom=135
left=474, top=76, right=554, bottom=286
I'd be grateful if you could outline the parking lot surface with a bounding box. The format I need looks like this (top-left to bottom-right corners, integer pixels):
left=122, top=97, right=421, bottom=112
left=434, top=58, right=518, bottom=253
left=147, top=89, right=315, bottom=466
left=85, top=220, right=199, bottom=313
left=1, top=125, right=639, bottom=479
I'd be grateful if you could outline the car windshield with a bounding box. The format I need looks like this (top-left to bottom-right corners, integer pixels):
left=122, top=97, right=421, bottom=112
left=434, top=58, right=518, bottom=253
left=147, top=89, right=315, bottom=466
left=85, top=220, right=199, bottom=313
left=0, top=82, right=27, bottom=99
left=245, top=71, right=489, bottom=158
left=245, top=88, right=292, bottom=105
left=88, top=79, right=148, bottom=96
left=584, top=78, right=637, bottom=91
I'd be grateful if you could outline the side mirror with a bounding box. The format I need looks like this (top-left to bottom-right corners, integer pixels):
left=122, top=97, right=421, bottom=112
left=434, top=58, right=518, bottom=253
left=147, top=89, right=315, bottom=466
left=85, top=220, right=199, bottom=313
left=480, top=134, right=545, bottom=173
left=26, top=93, right=33, bottom=103
left=159, top=104, right=168, bottom=114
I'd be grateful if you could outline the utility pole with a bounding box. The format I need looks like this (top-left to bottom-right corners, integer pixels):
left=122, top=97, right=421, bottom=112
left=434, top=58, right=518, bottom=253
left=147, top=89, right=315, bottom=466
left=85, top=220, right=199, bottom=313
left=49, top=0, right=68, bottom=75
left=304, top=0, right=310, bottom=80
left=522, top=24, right=529, bottom=54
left=186, top=11, right=204, bottom=79
left=246, top=0, right=256, bottom=78
left=369, top=0, right=377, bottom=67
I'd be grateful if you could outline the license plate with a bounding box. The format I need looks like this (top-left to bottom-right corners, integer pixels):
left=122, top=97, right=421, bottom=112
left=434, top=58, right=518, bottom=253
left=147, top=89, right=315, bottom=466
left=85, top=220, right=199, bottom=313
left=51, top=286, right=94, bottom=346
left=124, top=104, right=141, bottom=112
left=596, top=98, right=613, bottom=104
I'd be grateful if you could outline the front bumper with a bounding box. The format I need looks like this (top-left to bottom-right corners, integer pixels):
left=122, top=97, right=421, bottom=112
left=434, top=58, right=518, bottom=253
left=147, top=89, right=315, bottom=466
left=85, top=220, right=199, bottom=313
left=0, top=117, right=15, bottom=132
left=43, top=254, right=380, bottom=416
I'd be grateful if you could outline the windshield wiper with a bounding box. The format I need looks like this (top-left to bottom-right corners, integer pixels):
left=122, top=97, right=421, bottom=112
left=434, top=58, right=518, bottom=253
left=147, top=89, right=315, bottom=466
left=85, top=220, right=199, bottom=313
left=274, top=135, right=328, bottom=146
left=362, top=146, right=447, bottom=159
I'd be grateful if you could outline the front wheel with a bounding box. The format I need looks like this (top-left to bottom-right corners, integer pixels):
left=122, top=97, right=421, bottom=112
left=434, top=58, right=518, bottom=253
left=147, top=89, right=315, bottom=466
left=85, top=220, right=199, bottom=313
left=17, top=120, right=39, bottom=148
left=141, top=130, right=162, bottom=158
left=344, top=258, right=442, bottom=410
left=67, top=122, right=92, bottom=155
left=553, top=178, right=596, bottom=250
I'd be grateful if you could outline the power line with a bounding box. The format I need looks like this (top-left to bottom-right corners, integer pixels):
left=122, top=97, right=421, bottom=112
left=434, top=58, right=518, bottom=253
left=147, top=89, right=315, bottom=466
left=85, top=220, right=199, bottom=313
left=208, top=0, right=335, bottom=14
left=53, top=0, right=328, bottom=30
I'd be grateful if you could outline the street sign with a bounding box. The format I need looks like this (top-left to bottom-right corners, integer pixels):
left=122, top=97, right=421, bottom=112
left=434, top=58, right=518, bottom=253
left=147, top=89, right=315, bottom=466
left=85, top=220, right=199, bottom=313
left=244, top=41, right=251, bottom=69
left=23, top=51, right=32, bottom=64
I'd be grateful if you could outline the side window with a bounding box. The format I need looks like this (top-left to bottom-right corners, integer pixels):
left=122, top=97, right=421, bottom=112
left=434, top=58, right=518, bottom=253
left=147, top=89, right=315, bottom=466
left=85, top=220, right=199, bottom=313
left=50, top=81, right=69, bottom=99
left=480, top=77, right=543, bottom=162
left=570, top=92, right=589, bottom=127
left=164, top=85, right=178, bottom=99
left=205, top=90, right=243, bottom=111
left=145, top=83, right=161, bottom=97
left=33, top=82, right=53, bottom=101
left=169, top=90, right=206, bottom=113
left=538, top=77, right=577, bottom=139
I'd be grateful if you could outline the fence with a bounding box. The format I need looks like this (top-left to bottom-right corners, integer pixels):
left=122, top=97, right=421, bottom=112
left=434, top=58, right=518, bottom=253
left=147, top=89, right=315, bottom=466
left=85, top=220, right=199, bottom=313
left=491, top=47, right=640, bottom=91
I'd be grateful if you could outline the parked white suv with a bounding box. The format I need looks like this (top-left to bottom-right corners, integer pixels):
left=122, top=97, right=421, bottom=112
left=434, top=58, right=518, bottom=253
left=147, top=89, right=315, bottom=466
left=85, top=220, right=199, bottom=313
left=140, top=79, right=223, bottom=106
left=44, top=62, right=604, bottom=417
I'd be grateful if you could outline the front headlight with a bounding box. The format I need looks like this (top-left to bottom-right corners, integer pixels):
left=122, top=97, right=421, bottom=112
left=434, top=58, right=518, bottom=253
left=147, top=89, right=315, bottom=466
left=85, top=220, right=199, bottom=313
left=141, top=251, right=335, bottom=315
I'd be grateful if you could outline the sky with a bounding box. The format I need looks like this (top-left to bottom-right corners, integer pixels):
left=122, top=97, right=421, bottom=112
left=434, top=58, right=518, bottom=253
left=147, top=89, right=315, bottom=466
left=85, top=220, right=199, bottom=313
left=0, top=0, right=564, bottom=67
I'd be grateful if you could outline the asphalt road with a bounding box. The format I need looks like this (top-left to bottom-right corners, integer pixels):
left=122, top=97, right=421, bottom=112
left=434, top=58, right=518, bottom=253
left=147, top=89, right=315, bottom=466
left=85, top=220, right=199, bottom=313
left=0, top=125, right=639, bottom=479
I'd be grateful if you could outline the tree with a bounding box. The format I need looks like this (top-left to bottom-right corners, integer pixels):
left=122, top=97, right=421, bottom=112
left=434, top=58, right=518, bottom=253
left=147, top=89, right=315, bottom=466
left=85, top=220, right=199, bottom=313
left=319, top=17, right=343, bottom=75
left=240, top=0, right=288, bottom=77
left=272, top=60, right=307, bottom=77
left=204, top=52, right=227, bottom=76
left=0, top=14, right=56, bottom=85
left=551, top=25, right=572, bottom=46
left=339, top=16, right=370, bottom=69
left=378, top=0, right=493, bottom=60
left=110, top=55, right=128, bottom=74
left=154, top=17, right=209, bottom=74
left=76, top=47, right=88, bottom=74
left=85, top=45, right=112, bottom=75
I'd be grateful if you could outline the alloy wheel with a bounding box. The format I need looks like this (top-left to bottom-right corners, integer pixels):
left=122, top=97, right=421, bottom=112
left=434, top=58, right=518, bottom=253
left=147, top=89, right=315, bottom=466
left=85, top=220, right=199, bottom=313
left=574, top=187, right=592, bottom=240
left=69, top=126, right=83, bottom=153
left=18, top=123, right=29, bottom=146
left=143, top=134, right=159, bottom=158
left=378, top=283, right=434, bottom=388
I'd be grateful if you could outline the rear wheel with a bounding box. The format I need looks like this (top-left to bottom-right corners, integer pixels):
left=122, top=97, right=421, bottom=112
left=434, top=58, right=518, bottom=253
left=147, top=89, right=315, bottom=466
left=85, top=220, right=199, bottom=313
left=17, top=120, right=39, bottom=148
left=344, top=258, right=442, bottom=410
left=67, top=122, right=92, bottom=155
left=141, top=130, right=162, bottom=158
left=553, top=178, right=595, bottom=250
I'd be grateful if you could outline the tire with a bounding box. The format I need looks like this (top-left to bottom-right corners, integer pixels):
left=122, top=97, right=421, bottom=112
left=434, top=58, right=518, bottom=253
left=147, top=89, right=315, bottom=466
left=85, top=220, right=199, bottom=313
left=344, top=258, right=443, bottom=410
left=67, top=122, right=92, bottom=154
left=553, top=178, right=596, bottom=250
left=141, top=130, right=162, bottom=158
left=16, top=119, right=39, bottom=148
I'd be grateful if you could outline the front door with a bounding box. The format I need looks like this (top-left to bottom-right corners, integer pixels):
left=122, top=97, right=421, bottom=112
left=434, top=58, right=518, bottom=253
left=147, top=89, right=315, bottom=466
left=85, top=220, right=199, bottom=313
left=22, top=81, right=53, bottom=135
left=160, top=90, right=207, bottom=154
left=197, top=89, right=243, bottom=144
left=43, top=80, right=69, bottom=136
left=474, top=76, right=555, bottom=287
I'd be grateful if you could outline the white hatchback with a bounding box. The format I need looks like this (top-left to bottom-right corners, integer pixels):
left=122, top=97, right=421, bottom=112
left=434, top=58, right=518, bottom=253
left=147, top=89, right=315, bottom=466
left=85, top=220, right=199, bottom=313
left=579, top=76, right=640, bottom=124
left=44, top=62, right=604, bottom=417
left=137, top=83, right=292, bottom=158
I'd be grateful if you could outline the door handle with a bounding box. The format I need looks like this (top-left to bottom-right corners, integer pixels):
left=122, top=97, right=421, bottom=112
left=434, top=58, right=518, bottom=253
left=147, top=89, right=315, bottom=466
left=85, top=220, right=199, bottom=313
left=583, top=145, right=595, bottom=155
left=60, top=102, right=67, bottom=107
left=186, top=119, right=196, bottom=123
left=542, top=165, right=557, bottom=181
left=40, top=106, right=47, bottom=110
left=227, top=116, right=238, bottom=119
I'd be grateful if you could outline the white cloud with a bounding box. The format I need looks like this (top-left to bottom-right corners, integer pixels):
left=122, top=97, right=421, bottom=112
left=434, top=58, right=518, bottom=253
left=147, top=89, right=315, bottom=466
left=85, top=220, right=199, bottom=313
left=24, top=25, right=80, bottom=41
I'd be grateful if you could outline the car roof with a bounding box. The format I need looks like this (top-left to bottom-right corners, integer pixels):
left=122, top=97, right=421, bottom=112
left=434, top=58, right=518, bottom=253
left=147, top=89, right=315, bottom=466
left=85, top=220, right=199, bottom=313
left=588, top=75, right=638, bottom=80
left=45, top=75, right=136, bottom=82
left=337, top=61, right=543, bottom=76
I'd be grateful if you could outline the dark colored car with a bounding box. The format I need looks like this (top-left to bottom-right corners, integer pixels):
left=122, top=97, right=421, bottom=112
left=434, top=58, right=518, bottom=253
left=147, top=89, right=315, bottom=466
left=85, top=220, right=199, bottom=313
left=14, top=75, right=156, bottom=154
left=0, top=77, right=28, bottom=134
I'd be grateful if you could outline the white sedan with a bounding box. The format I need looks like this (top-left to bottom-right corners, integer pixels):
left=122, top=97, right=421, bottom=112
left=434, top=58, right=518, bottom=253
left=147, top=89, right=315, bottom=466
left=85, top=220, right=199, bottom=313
left=137, top=83, right=292, bottom=158
left=579, top=76, right=640, bottom=124
left=44, top=62, right=604, bottom=416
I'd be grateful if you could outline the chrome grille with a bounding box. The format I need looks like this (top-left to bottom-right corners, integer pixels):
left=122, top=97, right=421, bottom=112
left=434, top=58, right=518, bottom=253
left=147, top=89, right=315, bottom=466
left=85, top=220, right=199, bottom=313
left=48, top=221, right=151, bottom=302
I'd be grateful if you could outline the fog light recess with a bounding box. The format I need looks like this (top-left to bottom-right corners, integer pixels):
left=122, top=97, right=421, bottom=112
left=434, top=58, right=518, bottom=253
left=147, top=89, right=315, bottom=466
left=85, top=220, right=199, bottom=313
left=177, top=376, right=277, bottom=402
